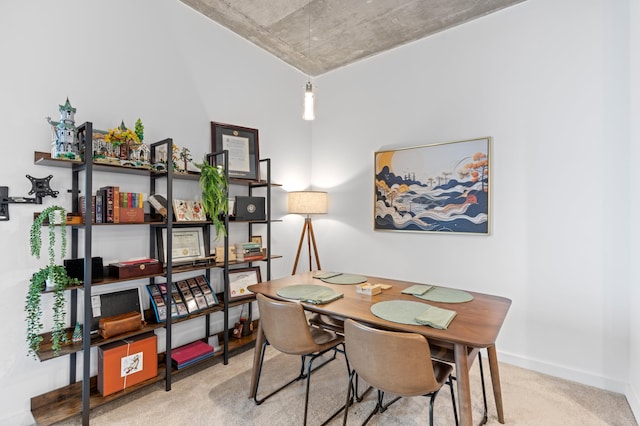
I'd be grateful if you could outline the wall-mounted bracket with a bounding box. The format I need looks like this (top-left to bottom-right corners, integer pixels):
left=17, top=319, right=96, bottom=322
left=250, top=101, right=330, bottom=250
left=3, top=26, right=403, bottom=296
left=0, top=175, right=59, bottom=221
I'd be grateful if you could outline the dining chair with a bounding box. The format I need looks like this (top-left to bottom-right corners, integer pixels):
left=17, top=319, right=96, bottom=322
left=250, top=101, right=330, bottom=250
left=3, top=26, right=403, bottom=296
left=430, top=343, right=488, bottom=424
left=253, top=294, right=351, bottom=425
left=342, top=319, right=457, bottom=426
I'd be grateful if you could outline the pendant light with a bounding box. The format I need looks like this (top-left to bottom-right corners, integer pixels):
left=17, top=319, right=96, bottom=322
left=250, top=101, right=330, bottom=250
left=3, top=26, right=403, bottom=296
left=303, top=1, right=315, bottom=121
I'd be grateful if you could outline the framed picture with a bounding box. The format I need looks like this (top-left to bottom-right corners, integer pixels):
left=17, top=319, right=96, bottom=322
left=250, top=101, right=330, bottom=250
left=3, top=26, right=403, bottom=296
left=251, top=235, right=263, bottom=247
left=211, top=121, right=260, bottom=180
left=374, top=137, right=491, bottom=235
left=158, top=227, right=208, bottom=264
left=228, top=266, right=261, bottom=300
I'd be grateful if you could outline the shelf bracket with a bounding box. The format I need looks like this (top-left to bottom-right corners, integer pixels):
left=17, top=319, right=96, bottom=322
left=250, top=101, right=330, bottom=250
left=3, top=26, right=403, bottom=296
left=0, top=175, right=59, bottom=221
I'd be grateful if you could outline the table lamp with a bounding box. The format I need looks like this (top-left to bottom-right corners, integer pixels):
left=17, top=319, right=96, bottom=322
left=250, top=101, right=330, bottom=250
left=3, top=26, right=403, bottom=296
left=288, top=191, right=328, bottom=275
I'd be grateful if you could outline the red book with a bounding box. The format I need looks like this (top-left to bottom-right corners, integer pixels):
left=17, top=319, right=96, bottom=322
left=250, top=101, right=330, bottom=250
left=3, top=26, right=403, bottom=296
left=171, top=341, right=214, bottom=366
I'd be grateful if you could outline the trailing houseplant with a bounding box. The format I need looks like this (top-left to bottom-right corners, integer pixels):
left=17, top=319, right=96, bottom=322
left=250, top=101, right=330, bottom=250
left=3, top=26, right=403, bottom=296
left=26, top=206, right=80, bottom=358
left=195, top=157, right=228, bottom=239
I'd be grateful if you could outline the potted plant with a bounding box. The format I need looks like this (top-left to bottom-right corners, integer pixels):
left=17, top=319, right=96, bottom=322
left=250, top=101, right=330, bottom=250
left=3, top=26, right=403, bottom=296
left=195, top=157, right=228, bottom=239
left=26, top=206, right=80, bottom=358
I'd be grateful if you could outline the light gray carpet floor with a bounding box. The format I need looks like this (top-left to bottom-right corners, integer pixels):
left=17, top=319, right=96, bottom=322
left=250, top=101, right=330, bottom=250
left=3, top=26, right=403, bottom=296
left=58, top=346, right=637, bottom=425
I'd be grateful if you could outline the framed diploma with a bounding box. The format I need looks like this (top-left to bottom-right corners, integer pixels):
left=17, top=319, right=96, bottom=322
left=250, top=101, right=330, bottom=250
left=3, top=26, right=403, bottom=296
left=228, top=266, right=261, bottom=300
left=211, top=122, right=260, bottom=180
left=159, top=227, right=208, bottom=264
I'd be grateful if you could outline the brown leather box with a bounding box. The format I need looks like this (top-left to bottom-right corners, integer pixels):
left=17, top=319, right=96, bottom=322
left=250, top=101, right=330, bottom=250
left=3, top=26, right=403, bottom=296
left=119, top=207, right=144, bottom=223
left=98, top=311, right=145, bottom=339
left=98, top=333, right=158, bottom=396
left=109, top=259, right=163, bottom=279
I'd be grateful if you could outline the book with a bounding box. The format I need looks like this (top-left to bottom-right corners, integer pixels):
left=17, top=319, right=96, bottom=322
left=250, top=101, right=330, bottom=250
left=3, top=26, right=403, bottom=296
left=95, top=190, right=103, bottom=223
left=148, top=194, right=168, bottom=218
left=171, top=340, right=214, bottom=369
left=100, top=186, right=115, bottom=223
left=79, top=195, right=96, bottom=223
left=172, top=199, right=206, bottom=222
left=113, top=186, right=120, bottom=223
left=172, top=351, right=214, bottom=369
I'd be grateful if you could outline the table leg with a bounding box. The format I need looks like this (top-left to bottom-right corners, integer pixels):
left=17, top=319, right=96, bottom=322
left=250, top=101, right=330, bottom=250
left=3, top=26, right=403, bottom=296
left=487, top=345, right=505, bottom=423
left=454, top=343, right=473, bottom=426
left=248, top=320, right=264, bottom=399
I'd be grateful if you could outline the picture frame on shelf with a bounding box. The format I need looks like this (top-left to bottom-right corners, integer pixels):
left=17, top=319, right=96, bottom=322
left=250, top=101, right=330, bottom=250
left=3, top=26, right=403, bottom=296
left=374, top=136, right=491, bottom=235
left=228, top=266, right=261, bottom=300
left=211, top=121, right=260, bottom=180
left=158, top=227, right=209, bottom=265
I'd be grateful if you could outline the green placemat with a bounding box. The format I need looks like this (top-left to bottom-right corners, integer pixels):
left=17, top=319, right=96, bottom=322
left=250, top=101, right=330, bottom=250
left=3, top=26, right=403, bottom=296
left=320, top=274, right=367, bottom=285
left=414, top=287, right=473, bottom=303
left=370, top=300, right=456, bottom=329
left=276, top=284, right=344, bottom=304
left=401, top=284, right=433, bottom=295
left=313, top=272, right=342, bottom=279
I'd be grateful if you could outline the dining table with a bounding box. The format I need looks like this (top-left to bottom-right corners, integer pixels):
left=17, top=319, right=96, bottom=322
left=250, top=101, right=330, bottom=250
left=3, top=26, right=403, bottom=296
left=247, top=271, right=511, bottom=426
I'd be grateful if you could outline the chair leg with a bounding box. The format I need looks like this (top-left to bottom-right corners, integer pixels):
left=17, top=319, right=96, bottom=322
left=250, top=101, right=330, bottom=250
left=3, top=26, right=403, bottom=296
left=448, top=375, right=459, bottom=426
left=428, top=390, right=440, bottom=426
left=359, top=390, right=383, bottom=426
left=379, top=391, right=401, bottom=413
left=447, top=351, right=488, bottom=426
left=342, top=370, right=356, bottom=426
left=254, top=342, right=307, bottom=406
left=319, top=344, right=354, bottom=426
left=478, top=352, right=488, bottom=425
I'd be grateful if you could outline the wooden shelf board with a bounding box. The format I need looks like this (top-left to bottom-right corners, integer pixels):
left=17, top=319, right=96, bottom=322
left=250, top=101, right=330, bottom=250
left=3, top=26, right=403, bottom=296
left=36, top=306, right=225, bottom=362
left=31, top=332, right=258, bottom=426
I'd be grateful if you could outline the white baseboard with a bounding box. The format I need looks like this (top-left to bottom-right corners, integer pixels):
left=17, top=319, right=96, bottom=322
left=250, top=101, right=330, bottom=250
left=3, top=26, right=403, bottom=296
left=497, top=350, right=628, bottom=394
left=626, top=382, right=640, bottom=423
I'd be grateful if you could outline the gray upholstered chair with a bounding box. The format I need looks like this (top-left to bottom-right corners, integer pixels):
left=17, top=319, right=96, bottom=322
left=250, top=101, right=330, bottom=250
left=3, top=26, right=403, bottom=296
left=342, top=319, right=457, bottom=426
left=253, top=294, right=350, bottom=425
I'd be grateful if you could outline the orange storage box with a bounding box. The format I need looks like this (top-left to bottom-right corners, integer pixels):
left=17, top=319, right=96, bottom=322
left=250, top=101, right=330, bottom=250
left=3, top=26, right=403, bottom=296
left=98, top=332, right=158, bottom=396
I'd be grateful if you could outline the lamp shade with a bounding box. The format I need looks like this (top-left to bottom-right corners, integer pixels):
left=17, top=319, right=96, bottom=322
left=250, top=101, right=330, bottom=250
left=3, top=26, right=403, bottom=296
left=288, top=191, right=328, bottom=214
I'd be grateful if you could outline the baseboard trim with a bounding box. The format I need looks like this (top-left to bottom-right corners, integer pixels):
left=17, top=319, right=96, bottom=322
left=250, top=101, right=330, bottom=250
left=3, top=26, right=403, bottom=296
left=625, top=382, right=640, bottom=423
left=497, top=350, right=628, bottom=394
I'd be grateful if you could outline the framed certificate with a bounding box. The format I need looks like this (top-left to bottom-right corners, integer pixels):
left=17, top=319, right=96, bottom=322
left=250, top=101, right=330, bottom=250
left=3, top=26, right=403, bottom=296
left=228, top=266, right=261, bottom=300
left=159, top=227, right=208, bottom=264
left=211, top=121, right=260, bottom=180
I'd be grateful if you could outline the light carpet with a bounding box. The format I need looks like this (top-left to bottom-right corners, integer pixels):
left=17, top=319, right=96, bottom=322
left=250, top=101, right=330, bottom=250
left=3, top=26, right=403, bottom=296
left=58, top=346, right=637, bottom=425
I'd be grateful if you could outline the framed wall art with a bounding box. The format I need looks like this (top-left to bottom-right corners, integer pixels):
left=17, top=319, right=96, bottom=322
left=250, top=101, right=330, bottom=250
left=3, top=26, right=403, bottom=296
left=211, top=121, right=260, bottom=180
left=374, top=137, right=491, bottom=235
left=228, top=266, right=261, bottom=300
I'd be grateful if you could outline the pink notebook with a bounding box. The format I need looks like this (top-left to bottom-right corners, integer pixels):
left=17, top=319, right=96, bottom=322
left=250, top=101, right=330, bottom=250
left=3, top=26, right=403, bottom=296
left=171, top=340, right=214, bottom=365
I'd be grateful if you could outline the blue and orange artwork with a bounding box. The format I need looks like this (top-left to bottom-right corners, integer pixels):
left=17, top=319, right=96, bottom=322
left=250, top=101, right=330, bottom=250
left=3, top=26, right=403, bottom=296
left=374, top=138, right=490, bottom=234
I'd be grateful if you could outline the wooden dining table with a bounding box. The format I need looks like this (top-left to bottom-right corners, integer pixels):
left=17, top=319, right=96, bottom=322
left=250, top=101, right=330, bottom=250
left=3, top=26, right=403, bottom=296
left=247, top=271, right=511, bottom=426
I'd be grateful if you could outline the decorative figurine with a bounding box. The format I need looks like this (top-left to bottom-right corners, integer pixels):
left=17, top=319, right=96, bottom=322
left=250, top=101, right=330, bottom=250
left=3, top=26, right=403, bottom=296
left=72, top=321, right=82, bottom=343
left=179, top=147, right=192, bottom=173
left=46, top=98, right=79, bottom=160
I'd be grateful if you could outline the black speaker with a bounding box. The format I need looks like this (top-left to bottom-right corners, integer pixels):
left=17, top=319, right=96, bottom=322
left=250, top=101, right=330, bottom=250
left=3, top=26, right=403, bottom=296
left=64, top=257, right=104, bottom=282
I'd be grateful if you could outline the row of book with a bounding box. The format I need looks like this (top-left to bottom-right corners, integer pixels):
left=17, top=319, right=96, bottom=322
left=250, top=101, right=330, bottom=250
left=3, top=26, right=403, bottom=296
left=79, top=186, right=146, bottom=223
left=235, top=242, right=263, bottom=262
left=146, top=275, right=218, bottom=323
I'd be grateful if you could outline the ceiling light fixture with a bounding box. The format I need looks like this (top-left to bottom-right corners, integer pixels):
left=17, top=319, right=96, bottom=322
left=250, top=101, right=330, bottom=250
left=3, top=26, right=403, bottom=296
left=303, top=1, right=315, bottom=121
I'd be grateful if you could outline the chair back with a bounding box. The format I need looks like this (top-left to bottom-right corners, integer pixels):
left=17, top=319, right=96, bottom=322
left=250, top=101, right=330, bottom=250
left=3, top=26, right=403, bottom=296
left=344, top=319, right=440, bottom=397
left=256, top=294, right=319, bottom=355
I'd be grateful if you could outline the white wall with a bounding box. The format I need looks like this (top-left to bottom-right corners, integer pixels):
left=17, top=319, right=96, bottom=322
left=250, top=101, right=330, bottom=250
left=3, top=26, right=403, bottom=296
left=628, top=0, right=640, bottom=419
left=313, top=0, right=635, bottom=409
left=0, top=0, right=637, bottom=424
left=0, top=1, right=312, bottom=424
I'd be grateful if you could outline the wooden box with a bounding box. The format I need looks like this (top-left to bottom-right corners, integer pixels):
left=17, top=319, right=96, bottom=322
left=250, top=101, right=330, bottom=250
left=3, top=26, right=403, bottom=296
left=98, top=333, right=158, bottom=396
left=109, top=259, right=163, bottom=279
left=119, top=207, right=144, bottom=223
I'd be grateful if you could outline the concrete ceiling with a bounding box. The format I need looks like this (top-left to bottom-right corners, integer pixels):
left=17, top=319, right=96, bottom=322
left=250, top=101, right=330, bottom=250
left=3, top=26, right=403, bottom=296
left=179, top=0, right=526, bottom=76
